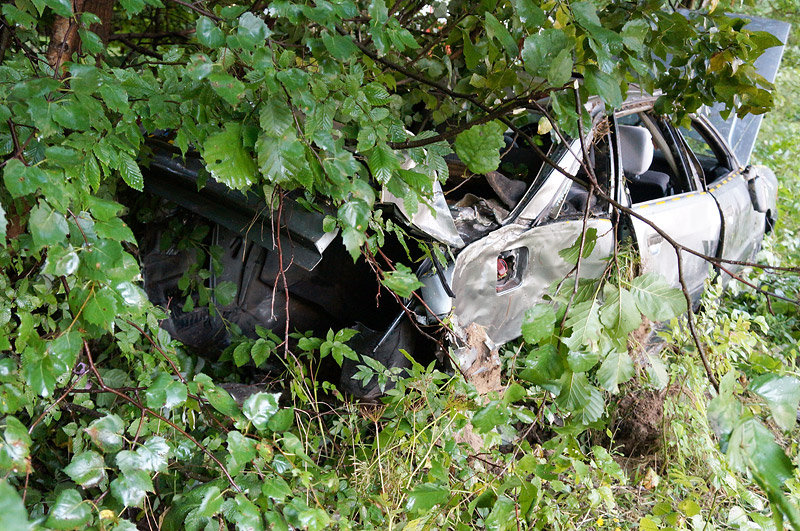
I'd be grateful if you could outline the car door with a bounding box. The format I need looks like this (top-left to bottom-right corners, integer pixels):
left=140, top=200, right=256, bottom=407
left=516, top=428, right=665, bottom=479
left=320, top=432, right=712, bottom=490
left=450, top=139, right=615, bottom=346
left=677, top=116, right=766, bottom=278
left=618, top=112, right=722, bottom=300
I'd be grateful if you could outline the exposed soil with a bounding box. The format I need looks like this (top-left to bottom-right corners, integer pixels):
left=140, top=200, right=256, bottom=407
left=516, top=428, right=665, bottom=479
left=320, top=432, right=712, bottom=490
left=613, top=389, right=665, bottom=457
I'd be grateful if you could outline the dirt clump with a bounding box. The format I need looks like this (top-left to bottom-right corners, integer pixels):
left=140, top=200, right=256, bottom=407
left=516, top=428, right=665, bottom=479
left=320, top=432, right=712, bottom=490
left=613, top=390, right=665, bottom=457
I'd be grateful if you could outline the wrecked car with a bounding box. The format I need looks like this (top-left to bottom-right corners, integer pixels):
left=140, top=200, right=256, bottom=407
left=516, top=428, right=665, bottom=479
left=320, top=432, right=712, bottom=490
left=137, top=83, right=779, bottom=397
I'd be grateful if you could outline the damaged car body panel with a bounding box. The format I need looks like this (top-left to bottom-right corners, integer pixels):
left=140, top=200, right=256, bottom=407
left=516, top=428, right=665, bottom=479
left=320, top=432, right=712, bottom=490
left=137, top=18, right=786, bottom=393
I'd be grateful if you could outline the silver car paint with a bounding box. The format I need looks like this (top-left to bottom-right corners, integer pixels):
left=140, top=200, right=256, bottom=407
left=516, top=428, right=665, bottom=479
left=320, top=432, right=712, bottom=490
left=450, top=218, right=615, bottom=345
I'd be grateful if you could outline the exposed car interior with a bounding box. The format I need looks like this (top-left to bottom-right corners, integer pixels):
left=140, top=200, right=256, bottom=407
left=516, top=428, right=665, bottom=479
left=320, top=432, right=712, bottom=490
left=678, top=121, right=733, bottom=186
left=617, top=112, right=696, bottom=204
left=443, top=125, right=553, bottom=243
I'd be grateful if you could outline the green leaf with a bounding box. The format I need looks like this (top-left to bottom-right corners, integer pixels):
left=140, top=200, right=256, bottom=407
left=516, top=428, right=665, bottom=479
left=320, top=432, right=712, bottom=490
left=196, top=375, right=244, bottom=419
left=749, top=374, right=800, bottom=432
left=584, top=67, right=623, bottom=108
left=562, top=299, right=602, bottom=351
left=145, top=372, right=188, bottom=410
left=322, top=31, right=358, bottom=60
left=45, top=0, right=72, bottom=17
left=3, top=159, right=47, bottom=198
left=555, top=371, right=591, bottom=411
left=64, top=451, right=106, bottom=488
left=485, top=12, right=518, bottom=58
left=237, top=12, right=271, bottom=49
left=726, top=418, right=794, bottom=491
left=522, top=29, right=569, bottom=77
left=84, top=286, right=118, bottom=328
left=203, top=124, right=257, bottom=190
left=111, top=469, right=154, bottom=508
left=566, top=350, right=598, bottom=373
left=46, top=489, right=91, bottom=530
left=86, top=414, right=125, bottom=452
left=29, top=201, right=69, bottom=250
left=511, top=0, right=545, bottom=30
left=198, top=486, right=224, bottom=517
left=485, top=495, right=516, bottom=530
left=0, top=203, right=6, bottom=244
left=521, top=304, right=556, bottom=344
left=596, top=351, right=634, bottom=393
left=405, top=483, right=450, bottom=512
left=196, top=17, right=225, bottom=48
left=368, top=143, right=400, bottom=184
left=558, top=228, right=597, bottom=264
left=259, top=99, right=293, bottom=137
left=0, top=417, right=31, bottom=476
left=548, top=48, right=573, bottom=88
left=209, top=72, right=246, bottom=106
left=454, top=121, right=506, bottom=175
left=242, top=392, right=280, bottom=431
left=0, top=481, right=29, bottom=531
left=630, top=273, right=687, bottom=322
left=118, top=152, right=144, bottom=191
left=381, top=263, right=423, bottom=298
left=599, top=285, right=641, bottom=336
left=232, top=494, right=264, bottom=531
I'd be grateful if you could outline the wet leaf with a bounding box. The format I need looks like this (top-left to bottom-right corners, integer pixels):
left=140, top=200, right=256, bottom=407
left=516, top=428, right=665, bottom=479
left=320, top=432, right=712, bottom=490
left=64, top=451, right=106, bottom=488
left=46, top=489, right=91, bottom=529
left=454, top=121, right=506, bottom=175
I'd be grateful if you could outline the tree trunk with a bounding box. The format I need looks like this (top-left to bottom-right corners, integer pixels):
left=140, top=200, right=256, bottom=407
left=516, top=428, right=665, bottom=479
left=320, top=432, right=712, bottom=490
left=46, top=0, right=116, bottom=73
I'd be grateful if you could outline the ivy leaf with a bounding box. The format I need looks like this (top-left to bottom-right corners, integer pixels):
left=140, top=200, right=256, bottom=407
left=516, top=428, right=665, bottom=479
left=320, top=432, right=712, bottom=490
left=64, top=451, right=106, bottom=488
left=242, top=392, right=280, bottom=431
left=203, top=124, right=257, bottom=190
left=29, top=201, right=69, bottom=250
left=0, top=480, right=29, bottom=531
left=600, top=285, right=641, bottom=336
left=46, top=489, right=91, bottom=530
left=454, top=121, right=506, bottom=175
left=521, top=304, right=556, bottom=344
left=85, top=414, right=125, bottom=452
left=596, top=351, right=635, bottom=393
left=630, top=273, right=687, bottom=322
left=749, top=374, right=800, bottom=432
left=381, top=263, right=423, bottom=298
left=145, top=373, right=188, bottom=410
left=405, top=483, right=450, bottom=512
left=110, top=469, right=154, bottom=508
left=118, top=152, right=144, bottom=191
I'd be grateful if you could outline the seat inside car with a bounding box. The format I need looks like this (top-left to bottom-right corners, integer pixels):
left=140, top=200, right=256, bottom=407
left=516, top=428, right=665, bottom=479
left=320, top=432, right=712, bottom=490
left=617, top=124, right=671, bottom=203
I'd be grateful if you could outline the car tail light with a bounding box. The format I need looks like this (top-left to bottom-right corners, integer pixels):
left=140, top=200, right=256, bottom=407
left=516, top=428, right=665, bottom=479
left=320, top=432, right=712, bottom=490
left=496, top=247, right=529, bottom=293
